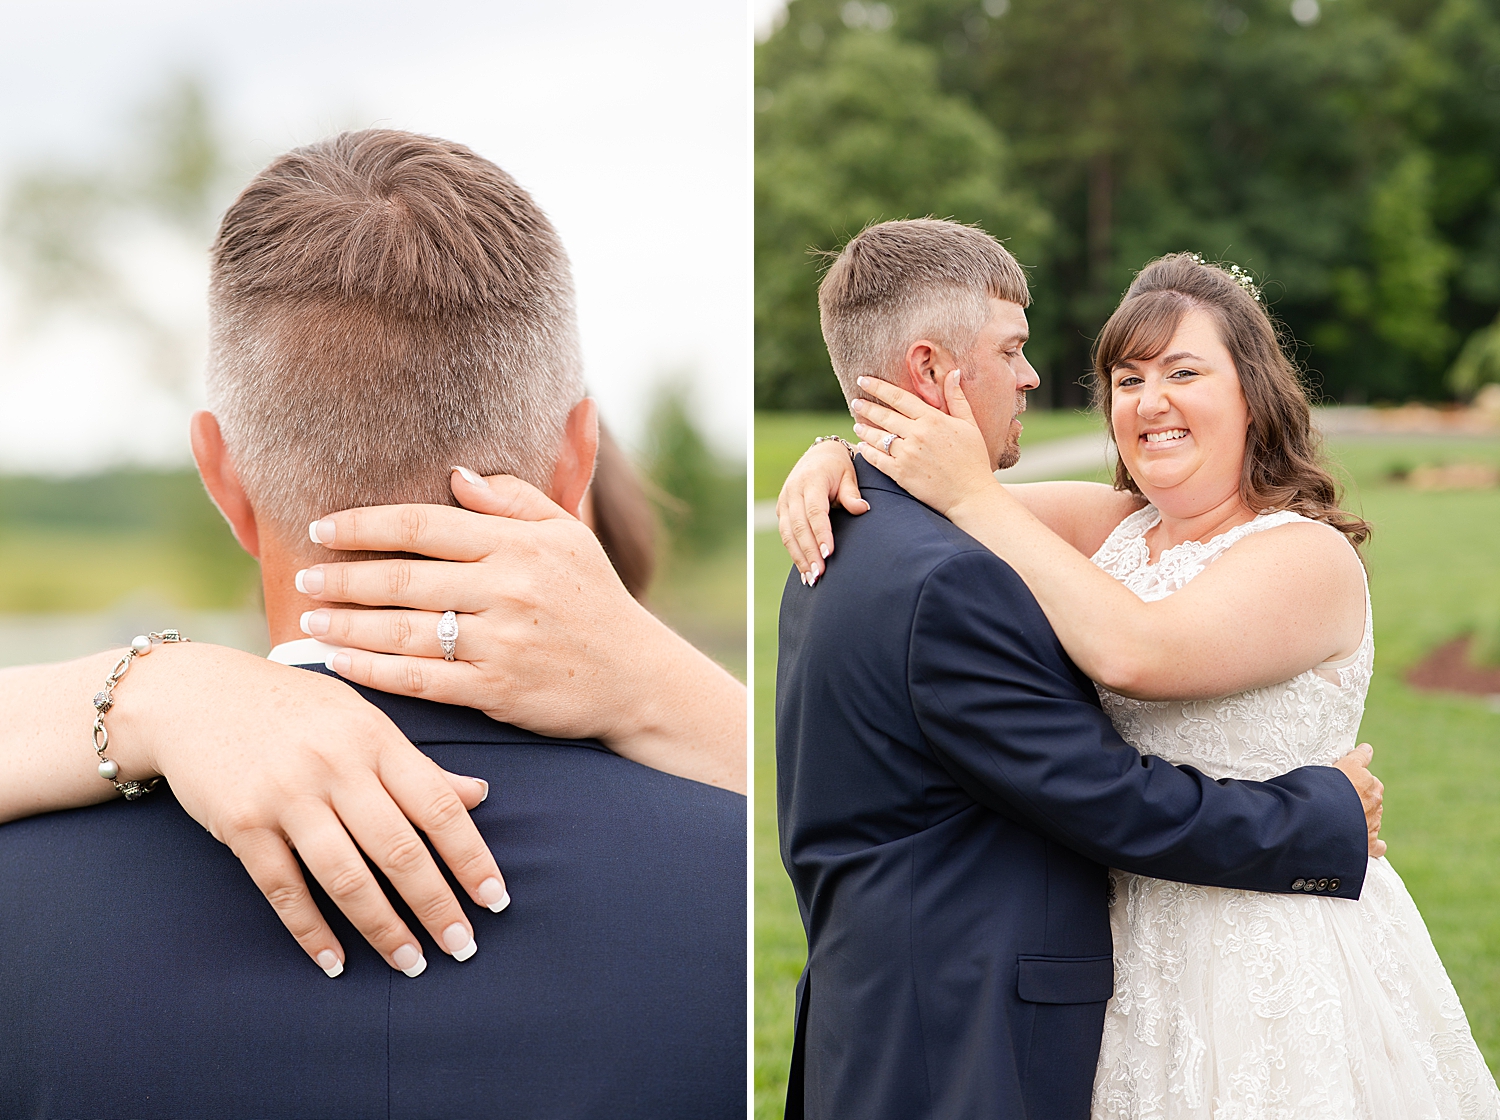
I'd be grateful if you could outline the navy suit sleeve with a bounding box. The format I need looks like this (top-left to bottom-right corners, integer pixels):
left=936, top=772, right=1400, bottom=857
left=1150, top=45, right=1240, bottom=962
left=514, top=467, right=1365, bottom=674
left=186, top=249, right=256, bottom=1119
left=908, top=549, right=1369, bottom=898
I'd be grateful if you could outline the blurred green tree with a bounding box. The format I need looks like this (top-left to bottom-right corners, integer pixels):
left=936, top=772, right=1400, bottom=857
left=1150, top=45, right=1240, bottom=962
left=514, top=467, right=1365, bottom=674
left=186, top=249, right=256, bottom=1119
left=1447, top=310, right=1500, bottom=394
left=756, top=0, right=1500, bottom=407
left=0, top=74, right=229, bottom=398
left=644, top=383, right=747, bottom=556
left=756, top=23, right=1048, bottom=408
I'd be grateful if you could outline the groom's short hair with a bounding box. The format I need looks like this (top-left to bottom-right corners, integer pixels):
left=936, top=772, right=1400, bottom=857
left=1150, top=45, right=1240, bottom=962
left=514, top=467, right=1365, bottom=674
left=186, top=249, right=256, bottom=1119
left=205, top=129, right=584, bottom=550
left=818, top=218, right=1029, bottom=404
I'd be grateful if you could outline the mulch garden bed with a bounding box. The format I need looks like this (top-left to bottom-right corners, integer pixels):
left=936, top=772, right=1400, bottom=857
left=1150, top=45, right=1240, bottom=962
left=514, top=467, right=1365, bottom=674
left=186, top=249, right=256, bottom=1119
left=1406, top=636, right=1500, bottom=697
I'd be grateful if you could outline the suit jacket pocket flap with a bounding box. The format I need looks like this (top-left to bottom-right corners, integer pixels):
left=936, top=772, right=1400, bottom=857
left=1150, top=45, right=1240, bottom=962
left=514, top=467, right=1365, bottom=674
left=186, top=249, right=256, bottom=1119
left=1016, top=954, right=1113, bottom=1004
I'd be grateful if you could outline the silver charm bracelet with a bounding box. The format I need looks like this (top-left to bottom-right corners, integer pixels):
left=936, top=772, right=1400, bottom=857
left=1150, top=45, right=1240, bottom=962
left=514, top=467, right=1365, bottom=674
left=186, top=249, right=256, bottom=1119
left=92, top=630, right=189, bottom=799
left=813, top=434, right=857, bottom=459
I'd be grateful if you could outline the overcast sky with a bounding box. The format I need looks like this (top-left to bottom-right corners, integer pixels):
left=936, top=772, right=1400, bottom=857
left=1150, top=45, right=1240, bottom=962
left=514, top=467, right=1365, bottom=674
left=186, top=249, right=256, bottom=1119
left=0, top=0, right=749, bottom=473
left=755, top=0, right=788, bottom=38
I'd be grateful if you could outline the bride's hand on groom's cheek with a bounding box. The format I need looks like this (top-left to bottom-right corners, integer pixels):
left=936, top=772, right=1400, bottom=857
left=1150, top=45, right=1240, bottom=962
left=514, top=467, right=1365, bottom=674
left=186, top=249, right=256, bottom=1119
left=850, top=373, right=998, bottom=517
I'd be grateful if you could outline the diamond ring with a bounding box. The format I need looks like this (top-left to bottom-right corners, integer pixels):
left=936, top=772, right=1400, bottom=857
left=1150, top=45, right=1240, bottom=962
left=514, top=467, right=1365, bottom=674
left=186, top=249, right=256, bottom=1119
left=881, top=432, right=899, bottom=454
left=437, top=611, right=459, bottom=661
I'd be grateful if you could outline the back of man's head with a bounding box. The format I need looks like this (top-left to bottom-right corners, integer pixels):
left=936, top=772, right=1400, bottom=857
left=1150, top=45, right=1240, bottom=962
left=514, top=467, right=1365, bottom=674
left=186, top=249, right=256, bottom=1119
left=206, top=129, right=583, bottom=551
left=818, top=218, right=1029, bottom=403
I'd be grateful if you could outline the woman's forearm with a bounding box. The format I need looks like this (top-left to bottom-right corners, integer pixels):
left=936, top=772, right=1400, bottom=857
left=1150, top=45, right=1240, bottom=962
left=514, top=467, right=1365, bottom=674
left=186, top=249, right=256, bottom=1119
left=603, top=614, right=747, bottom=794
left=1, top=649, right=160, bottom=823
left=947, top=483, right=1164, bottom=694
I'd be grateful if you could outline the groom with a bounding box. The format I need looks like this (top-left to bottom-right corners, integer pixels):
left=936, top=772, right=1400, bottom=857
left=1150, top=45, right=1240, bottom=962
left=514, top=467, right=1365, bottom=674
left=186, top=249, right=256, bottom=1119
left=776, top=219, right=1382, bottom=1120
left=0, top=131, right=743, bottom=1119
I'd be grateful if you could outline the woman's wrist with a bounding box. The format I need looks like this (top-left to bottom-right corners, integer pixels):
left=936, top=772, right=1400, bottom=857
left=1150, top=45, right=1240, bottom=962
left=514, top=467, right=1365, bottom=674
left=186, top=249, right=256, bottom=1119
left=109, top=642, right=262, bottom=785
left=946, top=476, right=1012, bottom=530
left=597, top=608, right=746, bottom=792
left=597, top=605, right=701, bottom=747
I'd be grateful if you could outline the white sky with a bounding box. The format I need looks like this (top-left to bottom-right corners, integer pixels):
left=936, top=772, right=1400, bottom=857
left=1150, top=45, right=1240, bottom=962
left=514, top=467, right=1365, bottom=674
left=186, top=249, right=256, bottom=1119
left=754, top=0, right=788, bottom=39
left=0, top=0, right=750, bottom=473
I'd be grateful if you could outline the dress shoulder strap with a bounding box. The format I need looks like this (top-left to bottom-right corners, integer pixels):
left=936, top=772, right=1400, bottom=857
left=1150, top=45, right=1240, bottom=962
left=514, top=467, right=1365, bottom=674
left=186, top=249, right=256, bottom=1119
left=1212, top=509, right=1312, bottom=552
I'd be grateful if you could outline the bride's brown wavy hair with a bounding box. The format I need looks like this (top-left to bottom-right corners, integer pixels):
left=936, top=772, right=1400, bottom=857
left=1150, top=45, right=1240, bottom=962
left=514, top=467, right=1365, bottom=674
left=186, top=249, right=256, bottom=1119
left=1089, top=252, right=1371, bottom=548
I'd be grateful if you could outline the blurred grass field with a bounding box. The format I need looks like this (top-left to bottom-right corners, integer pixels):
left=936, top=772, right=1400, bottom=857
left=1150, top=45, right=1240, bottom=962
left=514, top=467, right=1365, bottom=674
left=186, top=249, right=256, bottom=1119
left=0, top=467, right=746, bottom=680
left=753, top=408, right=1103, bottom=500
left=754, top=410, right=1500, bottom=1119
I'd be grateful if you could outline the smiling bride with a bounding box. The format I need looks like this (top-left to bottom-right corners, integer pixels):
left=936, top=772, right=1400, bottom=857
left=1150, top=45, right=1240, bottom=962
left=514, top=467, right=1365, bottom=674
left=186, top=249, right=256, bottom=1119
left=777, top=253, right=1500, bottom=1118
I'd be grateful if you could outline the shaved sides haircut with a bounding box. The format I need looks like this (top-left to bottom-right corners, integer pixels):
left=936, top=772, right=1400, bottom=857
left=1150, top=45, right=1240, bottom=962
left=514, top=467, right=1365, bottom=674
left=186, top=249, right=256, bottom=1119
left=818, top=218, right=1030, bottom=404
left=206, top=129, right=584, bottom=550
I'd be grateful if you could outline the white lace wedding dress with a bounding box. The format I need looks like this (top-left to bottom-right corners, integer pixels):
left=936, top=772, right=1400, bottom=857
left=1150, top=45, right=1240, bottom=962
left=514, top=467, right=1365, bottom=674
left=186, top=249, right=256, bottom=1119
left=1087, top=505, right=1500, bottom=1120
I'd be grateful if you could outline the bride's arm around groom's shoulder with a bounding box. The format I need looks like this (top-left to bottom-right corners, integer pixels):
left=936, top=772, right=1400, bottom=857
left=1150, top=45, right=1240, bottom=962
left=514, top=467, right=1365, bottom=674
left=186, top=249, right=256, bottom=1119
left=904, top=543, right=1374, bottom=899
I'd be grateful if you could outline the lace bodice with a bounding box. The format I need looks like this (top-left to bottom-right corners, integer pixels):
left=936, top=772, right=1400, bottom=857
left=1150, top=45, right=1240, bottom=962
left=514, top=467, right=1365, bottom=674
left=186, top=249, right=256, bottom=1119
left=1085, top=505, right=1499, bottom=1119
left=1090, top=505, right=1374, bottom=781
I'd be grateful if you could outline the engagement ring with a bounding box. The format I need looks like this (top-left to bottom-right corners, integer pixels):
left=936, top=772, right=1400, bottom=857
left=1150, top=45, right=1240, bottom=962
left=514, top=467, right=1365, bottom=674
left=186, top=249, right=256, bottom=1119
left=438, top=611, right=459, bottom=660
left=881, top=432, right=899, bottom=454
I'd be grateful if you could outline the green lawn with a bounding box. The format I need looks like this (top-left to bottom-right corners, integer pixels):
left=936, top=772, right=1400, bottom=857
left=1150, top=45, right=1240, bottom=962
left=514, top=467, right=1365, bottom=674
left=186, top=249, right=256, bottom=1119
left=754, top=408, right=1103, bottom=500
left=753, top=424, right=1500, bottom=1118
left=0, top=469, right=746, bottom=682
left=651, top=533, right=748, bottom=681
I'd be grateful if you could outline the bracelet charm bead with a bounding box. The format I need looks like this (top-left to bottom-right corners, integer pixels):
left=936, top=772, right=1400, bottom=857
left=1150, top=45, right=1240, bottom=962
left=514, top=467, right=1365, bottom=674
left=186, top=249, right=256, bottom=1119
left=91, top=629, right=189, bottom=800
left=813, top=434, right=857, bottom=459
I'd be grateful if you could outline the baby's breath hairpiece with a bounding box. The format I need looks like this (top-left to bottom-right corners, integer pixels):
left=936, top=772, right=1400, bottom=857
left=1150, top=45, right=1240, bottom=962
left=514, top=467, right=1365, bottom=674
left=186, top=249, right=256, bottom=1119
left=1226, top=262, right=1263, bottom=303
left=1189, top=253, right=1262, bottom=303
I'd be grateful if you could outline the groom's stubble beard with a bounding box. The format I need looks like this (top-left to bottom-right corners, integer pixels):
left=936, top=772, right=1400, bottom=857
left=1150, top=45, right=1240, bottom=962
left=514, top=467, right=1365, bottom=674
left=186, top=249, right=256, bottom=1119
left=995, top=389, right=1028, bottom=470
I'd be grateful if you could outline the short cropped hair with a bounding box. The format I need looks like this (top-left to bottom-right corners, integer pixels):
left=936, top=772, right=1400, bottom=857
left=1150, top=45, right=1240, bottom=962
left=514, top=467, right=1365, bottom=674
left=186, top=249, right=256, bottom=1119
left=817, top=218, right=1030, bottom=403
left=206, top=129, right=584, bottom=551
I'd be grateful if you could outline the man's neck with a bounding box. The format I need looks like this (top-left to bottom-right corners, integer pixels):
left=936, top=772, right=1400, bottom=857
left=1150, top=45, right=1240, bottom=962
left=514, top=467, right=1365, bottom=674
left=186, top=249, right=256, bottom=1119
left=260, top=546, right=320, bottom=646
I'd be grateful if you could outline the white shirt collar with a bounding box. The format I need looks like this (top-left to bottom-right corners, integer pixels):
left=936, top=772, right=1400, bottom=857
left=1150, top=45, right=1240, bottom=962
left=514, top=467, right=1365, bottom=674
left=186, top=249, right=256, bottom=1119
left=267, top=638, right=343, bottom=668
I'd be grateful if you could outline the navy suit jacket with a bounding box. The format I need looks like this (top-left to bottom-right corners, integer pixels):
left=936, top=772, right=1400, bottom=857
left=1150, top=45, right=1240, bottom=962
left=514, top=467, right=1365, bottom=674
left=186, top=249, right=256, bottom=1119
left=776, top=460, right=1367, bottom=1120
left=0, top=675, right=745, bottom=1119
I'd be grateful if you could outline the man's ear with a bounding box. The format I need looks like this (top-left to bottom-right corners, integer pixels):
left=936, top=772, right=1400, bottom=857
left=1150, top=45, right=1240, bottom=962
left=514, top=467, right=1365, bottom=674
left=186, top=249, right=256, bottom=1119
left=190, top=410, right=261, bottom=559
left=902, top=340, right=952, bottom=411
left=549, top=397, right=599, bottom=518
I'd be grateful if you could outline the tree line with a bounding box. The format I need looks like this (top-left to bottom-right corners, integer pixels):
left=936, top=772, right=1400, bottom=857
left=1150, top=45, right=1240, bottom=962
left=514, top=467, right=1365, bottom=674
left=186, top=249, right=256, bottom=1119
left=756, top=0, right=1500, bottom=410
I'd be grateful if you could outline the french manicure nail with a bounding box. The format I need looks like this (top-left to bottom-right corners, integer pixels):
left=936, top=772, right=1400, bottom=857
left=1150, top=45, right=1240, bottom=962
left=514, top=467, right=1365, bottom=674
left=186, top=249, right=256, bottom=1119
left=451, top=465, right=488, bottom=488
left=820, top=544, right=830, bottom=559
left=309, top=518, right=336, bottom=545
left=295, top=568, right=325, bottom=595
left=479, top=877, right=511, bottom=913
left=331, top=652, right=352, bottom=674
left=443, top=922, right=477, bottom=961
left=392, top=943, right=426, bottom=977
left=301, top=610, right=330, bottom=636
left=474, top=778, right=489, bottom=802
left=317, top=950, right=343, bottom=978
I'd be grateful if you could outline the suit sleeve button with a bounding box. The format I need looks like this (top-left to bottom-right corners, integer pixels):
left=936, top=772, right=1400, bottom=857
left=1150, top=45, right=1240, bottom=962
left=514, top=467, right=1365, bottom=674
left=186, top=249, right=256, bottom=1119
left=1329, top=878, right=1340, bottom=891
left=1317, top=879, right=1329, bottom=891
left=1292, top=879, right=1305, bottom=891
